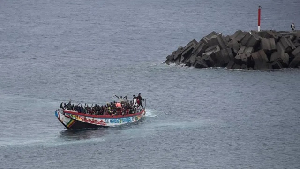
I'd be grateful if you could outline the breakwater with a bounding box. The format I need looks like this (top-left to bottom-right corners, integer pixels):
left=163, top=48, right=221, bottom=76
left=165, top=30, right=300, bottom=70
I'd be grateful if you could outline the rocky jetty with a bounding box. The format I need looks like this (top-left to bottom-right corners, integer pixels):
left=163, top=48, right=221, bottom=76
left=165, top=30, right=300, bottom=70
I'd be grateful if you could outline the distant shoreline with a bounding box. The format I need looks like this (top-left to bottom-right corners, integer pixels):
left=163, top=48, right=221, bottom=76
left=165, top=30, right=300, bottom=70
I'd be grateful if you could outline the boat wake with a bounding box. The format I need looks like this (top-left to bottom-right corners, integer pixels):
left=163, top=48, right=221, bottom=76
left=144, top=109, right=157, bottom=117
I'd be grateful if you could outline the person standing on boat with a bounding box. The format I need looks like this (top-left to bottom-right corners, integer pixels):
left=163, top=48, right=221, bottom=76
left=137, top=93, right=143, bottom=108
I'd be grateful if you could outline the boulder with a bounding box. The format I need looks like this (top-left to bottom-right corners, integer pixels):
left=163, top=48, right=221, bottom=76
left=224, top=35, right=231, bottom=42
left=261, top=38, right=277, bottom=53
left=240, top=64, right=247, bottom=69
left=206, top=31, right=219, bottom=39
left=234, top=53, right=249, bottom=64
left=279, top=37, right=296, bottom=53
left=194, top=57, right=208, bottom=68
left=213, top=48, right=232, bottom=67
left=292, top=46, right=300, bottom=56
left=172, top=47, right=184, bottom=61
left=165, top=46, right=184, bottom=64
left=226, top=61, right=235, bottom=69
left=192, top=41, right=208, bottom=57
left=213, top=34, right=227, bottom=49
left=270, top=52, right=289, bottom=67
left=258, top=49, right=269, bottom=62
left=252, top=50, right=269, bottom=70
left=258, top=30, right=280, bottom=40
left=230, top=30, right=248, bottom=42
left=281, top=53, right=290, bottom=66
left=237, top=46, right=254, bottom=55
left=280, top=31, right=297, bottom=41
left=180, top=45, right=195, bottom=63
left=293, top=41, right=300, bottom=47
left=228, top=39, right=240, bottom=54
left=270, top=52, right=280, bottom=62
left=165, top=30, right=300, bottom=70
left=177, top=39, right=198, bottom=63
left=232, top=63, right=241, bottom=69
left=185, top=54, right=197, bottom=66
left=240, top=33, right=260, bottom=47
left=202, top=34, right=227, bottom=50
left=270, top=60, right=283, bottom=69
left=200, top=31, right=218, bottom=44
left=234, top=46, right=254, bottom=68
left=205, top=45, right=220, bottom=53
left=165, top=55, right=174, bottom=64
left=220, top=48, right=234, bottom=62
left=202, top=45, right=221, bottom=67
left=202, top=54, right=215, bottom=67
left=289, top=54, right=300, bottom=68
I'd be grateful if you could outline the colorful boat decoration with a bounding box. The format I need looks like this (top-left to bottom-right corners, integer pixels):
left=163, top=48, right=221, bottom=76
left=55, top=95, right=146, bottom=129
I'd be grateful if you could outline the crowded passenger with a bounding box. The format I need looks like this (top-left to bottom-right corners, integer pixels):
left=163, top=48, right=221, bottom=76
left=60, top=93, right=144, bottom=116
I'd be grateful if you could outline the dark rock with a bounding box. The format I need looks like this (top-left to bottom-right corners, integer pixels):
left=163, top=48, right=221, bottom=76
left=271, top=60, right=283, bottom=69
left=200, top=32, right=218, bottom=45
left=213, top=34, right=227, bottom=49
left=180, top=45, right=195, bottom=63
left=289, top=54, right=300, bottom=68
left=173, top=39, right=198, bottom=64
left=240, top=64, right=247, bottom=69
left=270, top=52, right=289, bottom=67
left=224, top=35, right=231, bottom=42
left=214, top=48, right=231, bottom=67
left=292, top=46, right=300, bottom=56
left=230, top=30, right=247, bottom=42
left=240, top=33, right=260, bottom=47
left=270, top=52, right=280, bottom=62
left=202, top=45, right=221, bottom=67
left=165, top=46, right=184, bottom=64
left=228, top=39, right=240, bottom=54
left=202, top=54, right=215, bottom=67
left=258, top=30, right=280, bottom=40
left=279, top=37, right=296, bottom=53
left=232, top=63, right=241, bottom=69
left=165, top=55, right=174, bottom=64
left=194, top=57, right=208, bottom=68
left=165, top=30, right=300, bottom=70
left=281, top=53, right=290, bottom=66
left=192, top=41, right=208, bottom=56
left=234, top=53, right=249, bottom=65
left=258, top=49, right=269, bottom=62
left=185, top=54, right=197, bottom=66
left=202, top=33, right=227, bottom=50
left=237, top=46, right=254, bottom=55
left=226, top=61, right=235, bottom=69
left=252, top=50, right=269, bottom=70
left=172, top=47, right=184, bottom=61
left=205, top=45, right=220, bottom=53
left=293, top=42, right=300, bottom=47
left=220, top=48, right=234, bottom=63
left=261, top=38, right=277, bottom=53
left=206, top=31, right=219, bottom=39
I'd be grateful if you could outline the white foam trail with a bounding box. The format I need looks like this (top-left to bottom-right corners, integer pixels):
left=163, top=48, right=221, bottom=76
left=145, top=109, right=157, bottom=117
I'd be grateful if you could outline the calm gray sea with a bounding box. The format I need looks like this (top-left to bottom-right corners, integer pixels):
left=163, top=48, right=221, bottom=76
left=1, top=0, right=300, bottom=168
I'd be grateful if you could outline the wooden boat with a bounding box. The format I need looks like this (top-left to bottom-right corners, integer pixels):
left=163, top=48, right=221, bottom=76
left=55, top=107, right=145, bottom=129
left=55, top=98, right=146, bottom=129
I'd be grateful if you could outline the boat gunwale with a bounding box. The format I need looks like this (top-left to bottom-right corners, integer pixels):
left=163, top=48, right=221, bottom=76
left=63, top=109, right=145, bottom=119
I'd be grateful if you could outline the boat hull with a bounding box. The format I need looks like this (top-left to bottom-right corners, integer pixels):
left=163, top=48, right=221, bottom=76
left=55, top=108, right=145, bottom=129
